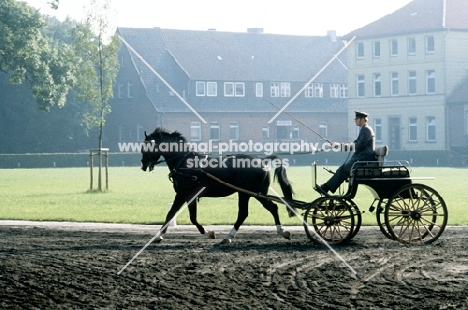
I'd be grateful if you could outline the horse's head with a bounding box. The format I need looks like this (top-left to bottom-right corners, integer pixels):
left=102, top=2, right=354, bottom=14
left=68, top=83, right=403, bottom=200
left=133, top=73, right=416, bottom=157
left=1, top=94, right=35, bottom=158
left=140, top=127, right=188, bottom=172
left=141, top=131, right=161, bottom=172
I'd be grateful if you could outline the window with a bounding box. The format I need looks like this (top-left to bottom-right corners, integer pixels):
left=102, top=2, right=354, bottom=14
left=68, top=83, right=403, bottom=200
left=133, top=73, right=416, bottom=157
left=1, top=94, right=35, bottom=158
left=373, top=73, right=381, bottom=97
left=319, top=122, right=328, bottom=138
left=127, top=82, right=133, bottom=98
left=357, top=75, right=365, bottom=98
left=390, top=39, right=398, bottom=56
left=426, top=36, right=435, bottom=53
left=196, top=82, right=205, bottom=96
left=262, top=126, right=269, bottom=139
left=224, top=82, right=234, bottom=96
left=305, top=83, right=314, bottom=97
left=255, top=83, right=263, bottom=97
left=373, top=41, right=380, bottom=58
left=314, top=83, right=323, bottom=98
left=426, top=70, right=435, bottom=94
left=280, top=82, right=291, bottom=97
left=408, top=37, right=416, bottom=55
left=330, top=84, right=339, bottom=98
left=356, top=42, right=364, bottom=59
left=190, top=122, right=201, bottom=141
left=207, top=82, right=217, bottom=96
left=292, top=126, right=299, bottom=139
left=426, top=117, right=436, bottom=141
left=235, top=82, right=245, bottom=97
left=210, top=122, right=220, bottom=141
left=374, top=119, right=382, bottom=142
left=270, top=82, right=279, bottom=97
left=339, top=84, right=348, bottom=98
left=409, top=117, right=418, bottom=142
left=408, top=71, right=417, bottom=95
left=391, top=72, right=399, bottom=96
left=229, top=122, right=239, bottom=140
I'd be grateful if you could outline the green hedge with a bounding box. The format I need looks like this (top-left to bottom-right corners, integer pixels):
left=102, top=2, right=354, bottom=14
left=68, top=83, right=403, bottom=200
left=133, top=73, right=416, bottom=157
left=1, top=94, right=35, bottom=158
left=0, top=150, right=455, bottom=168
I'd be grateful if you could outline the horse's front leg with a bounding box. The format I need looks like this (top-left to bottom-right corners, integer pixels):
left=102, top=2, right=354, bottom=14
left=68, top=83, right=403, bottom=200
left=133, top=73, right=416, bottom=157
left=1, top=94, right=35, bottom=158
left=188, top=198, right=215, bottom=239
left=155, top=193, right=185, bottom=243
left=222, top=193, right=250, bottom=244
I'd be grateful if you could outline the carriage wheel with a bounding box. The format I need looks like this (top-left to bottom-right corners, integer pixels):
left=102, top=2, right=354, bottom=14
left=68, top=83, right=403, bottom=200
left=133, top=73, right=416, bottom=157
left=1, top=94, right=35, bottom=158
left=303, top=197, right=355, bottom=245
left=375, top=199, right=394, bottom=240
left=348, top=200, right=362, bottom=239
left=384, top=184, right=448, bottom=245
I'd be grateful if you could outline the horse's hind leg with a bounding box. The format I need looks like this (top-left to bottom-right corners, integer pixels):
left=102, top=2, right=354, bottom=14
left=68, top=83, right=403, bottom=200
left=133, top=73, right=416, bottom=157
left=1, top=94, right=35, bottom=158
left=188, top=199, right=215, bottom=239
left=257, top=198, right=291, bottom=240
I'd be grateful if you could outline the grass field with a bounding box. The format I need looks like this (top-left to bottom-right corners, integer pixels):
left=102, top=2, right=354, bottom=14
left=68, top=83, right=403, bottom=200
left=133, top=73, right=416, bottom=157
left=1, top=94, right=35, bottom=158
left=0, top=165, right=466, bottom=226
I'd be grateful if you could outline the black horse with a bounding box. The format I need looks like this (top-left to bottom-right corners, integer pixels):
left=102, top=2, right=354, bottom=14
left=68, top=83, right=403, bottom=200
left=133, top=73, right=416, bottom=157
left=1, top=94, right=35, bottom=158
left=141, top=127, right=295, bottom=243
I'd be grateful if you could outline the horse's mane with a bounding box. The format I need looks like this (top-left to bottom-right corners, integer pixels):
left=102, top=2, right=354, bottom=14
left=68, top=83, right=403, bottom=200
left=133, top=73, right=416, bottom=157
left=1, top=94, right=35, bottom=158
left=149, top=127, right=187, bottom=142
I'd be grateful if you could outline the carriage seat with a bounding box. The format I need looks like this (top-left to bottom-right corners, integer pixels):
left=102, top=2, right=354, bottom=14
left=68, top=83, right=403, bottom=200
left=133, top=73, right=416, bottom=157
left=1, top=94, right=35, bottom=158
left=374, top=145, right=388, bottom=166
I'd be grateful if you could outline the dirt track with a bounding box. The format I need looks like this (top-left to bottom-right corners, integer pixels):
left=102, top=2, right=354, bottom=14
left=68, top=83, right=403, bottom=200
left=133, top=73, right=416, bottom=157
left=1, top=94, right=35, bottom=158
left=1, top=221, right=467, bottom=309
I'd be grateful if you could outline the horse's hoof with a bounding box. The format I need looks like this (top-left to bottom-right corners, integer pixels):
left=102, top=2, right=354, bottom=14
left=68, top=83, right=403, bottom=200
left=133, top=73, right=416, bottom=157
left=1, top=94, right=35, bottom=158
left=221, top=238, right=232, bottom=244
left=282, top=231, right=291, bottom=240
left=153, top=236, right=164, bottom=243
left=205, top=230, right=216, bottom=239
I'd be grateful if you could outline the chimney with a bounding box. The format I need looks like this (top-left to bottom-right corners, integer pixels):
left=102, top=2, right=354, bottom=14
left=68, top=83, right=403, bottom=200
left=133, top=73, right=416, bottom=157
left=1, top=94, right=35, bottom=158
left=327, top=30, right=337, bottom=42
left=247, top=28, right=264, bottom=34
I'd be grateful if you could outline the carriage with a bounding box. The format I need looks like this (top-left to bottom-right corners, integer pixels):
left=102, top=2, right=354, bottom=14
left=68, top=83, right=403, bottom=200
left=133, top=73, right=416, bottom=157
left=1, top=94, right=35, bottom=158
left=267, top=145, right=449, bottom=245
left=141, top=128, right=448, bottom=246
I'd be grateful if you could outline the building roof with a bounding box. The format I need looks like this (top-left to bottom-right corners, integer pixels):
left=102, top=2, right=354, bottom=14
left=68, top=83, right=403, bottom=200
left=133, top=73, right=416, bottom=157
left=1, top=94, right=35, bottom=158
left=117, top=27, right=348, bottom=113
left=344, top=0, right=468, bottom=39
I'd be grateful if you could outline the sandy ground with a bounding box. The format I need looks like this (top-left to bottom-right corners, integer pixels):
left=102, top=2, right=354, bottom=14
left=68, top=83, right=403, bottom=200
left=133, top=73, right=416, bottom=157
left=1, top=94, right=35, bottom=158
left=1, top=221, right=467, bottom=309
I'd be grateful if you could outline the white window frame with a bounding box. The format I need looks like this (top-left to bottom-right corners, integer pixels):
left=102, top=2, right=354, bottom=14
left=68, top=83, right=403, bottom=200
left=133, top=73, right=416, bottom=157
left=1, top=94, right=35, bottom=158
left=374, top=119, right=382, bottom=142
left=210, top=122, right=220, bottom=141
left=373, top=73, right=381, bottom=97
left=292, top=126, right=299, bottom=139
left=127, top=82, right=133, bottom=98
left=373, top=41, right=381, bottom=58
left=330, top=84, right=339, bottom=98
left=262, top=126, right=269, bottom=139
left=118, top=83, right=124, bottom=98
left=255, top=83, right=263, bottom=97
left=319, top=122, right=328, bottom=138
left=270, top=82, right=279, bottom=97
left=356, top=42, right=364, bottom=59
left=190, top=122, right=201, bottom=141
left=206, top=82, right=217, bottom=96
left=390, top=39, right=398, bottom=56
left=409, top=117, right=418, bottom=142
left=408, top=71, right=417, bottom=95
left=357, top=75, right=365, bottom=98
left=426, top=70, right=436, bottom=94
left=391, top=72, right=399, bottom=96
left=224, top=82, right=234, bottom=97
left=408, top=37, right=416, bottom=55
left=196, top=81, right=205, bottom=96
left=229, top=122, right=239, bottom=140
left=280, top=82, right=291, bottom=97
left=426, top=35, right=435, bottom=54
left=339, top=84, right=348, bottom=98
left=314, top=83, right=323, bottom=98
left=426, top=117, right=436, bottom=141
left=235, top=82, right=245, bottom=97
left=305, top=83, right=314, bottom=97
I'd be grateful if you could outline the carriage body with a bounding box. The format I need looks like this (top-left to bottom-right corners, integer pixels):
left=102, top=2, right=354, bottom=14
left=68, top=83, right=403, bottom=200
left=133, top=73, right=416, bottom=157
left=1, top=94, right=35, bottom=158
left=301, top=146, right=448, bottom=245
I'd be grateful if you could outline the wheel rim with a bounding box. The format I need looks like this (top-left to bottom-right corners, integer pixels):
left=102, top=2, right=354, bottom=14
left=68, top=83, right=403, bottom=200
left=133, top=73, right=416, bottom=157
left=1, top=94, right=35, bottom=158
left=376, top=199, right=394, bottom=240
left=385, top=184, right=448, bottom=244
left=303, top=197, right=355, bottom=245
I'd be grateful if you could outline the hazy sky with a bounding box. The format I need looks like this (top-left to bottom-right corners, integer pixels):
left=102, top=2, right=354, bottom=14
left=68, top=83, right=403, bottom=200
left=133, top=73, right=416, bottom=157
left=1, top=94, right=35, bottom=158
left=25, top=0, right=413, bottom=36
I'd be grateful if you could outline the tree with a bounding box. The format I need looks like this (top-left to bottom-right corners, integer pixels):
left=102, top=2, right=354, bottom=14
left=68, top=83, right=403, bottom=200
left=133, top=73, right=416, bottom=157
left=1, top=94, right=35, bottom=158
left=0, top=0, right=76, bottom=111
left=73, top=0, right=120, bottom=190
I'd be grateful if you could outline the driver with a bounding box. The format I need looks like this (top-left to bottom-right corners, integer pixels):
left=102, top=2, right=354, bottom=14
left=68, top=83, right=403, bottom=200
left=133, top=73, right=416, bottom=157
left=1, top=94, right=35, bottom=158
left=316, top=111, right=375, bottom=194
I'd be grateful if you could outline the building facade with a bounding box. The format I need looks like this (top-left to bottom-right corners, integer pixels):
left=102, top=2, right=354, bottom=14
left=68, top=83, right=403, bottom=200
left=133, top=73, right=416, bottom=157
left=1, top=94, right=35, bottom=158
left=344, top=0, right=468, bottom=151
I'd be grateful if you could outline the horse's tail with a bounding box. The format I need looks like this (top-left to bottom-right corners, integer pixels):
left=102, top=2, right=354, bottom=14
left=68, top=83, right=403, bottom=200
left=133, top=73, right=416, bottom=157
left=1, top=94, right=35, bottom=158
left=273, top=163, right=296, bottom=218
